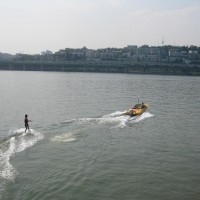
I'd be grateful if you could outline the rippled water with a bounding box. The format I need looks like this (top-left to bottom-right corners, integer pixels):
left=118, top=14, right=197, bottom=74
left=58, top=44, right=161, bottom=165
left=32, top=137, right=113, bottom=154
left=0, top=71, right=200, bottom=200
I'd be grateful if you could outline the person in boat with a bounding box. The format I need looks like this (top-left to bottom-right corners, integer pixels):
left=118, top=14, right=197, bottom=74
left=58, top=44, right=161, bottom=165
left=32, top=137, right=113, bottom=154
left=24, top=114, right=31, bottom=132
left=141, top=102, right=145, bottom=108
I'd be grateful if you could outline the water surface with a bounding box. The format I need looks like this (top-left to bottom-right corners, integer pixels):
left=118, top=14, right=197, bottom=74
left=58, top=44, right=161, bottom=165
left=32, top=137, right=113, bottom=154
left=0, top=71, right=200, bottom=200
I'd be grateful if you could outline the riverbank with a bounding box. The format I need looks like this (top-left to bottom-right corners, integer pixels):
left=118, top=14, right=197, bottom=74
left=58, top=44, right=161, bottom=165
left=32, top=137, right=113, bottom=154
left=0, top=60, right=200, bottom=76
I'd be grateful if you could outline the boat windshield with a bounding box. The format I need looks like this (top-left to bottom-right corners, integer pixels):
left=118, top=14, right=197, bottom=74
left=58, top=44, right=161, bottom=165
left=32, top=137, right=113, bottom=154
left=134, top=104, right=142, bottom=109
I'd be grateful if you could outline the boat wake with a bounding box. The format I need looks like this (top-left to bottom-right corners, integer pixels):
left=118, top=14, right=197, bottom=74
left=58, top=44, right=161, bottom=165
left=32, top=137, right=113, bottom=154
left=62, top=111, right=154, bottom=128
left=50, top=132, right=76, bottom=143
left=51, top=111, right=153, bottom=144
left=0, top=128, right=43, bottom=195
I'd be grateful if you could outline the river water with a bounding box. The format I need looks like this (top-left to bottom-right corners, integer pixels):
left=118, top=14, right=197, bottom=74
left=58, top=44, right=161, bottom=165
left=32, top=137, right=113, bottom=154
left=0, top=71, right=200, bottom=200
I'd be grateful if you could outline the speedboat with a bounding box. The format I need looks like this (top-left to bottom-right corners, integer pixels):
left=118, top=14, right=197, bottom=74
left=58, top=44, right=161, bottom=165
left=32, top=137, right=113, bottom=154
left=125, top=103, right=148, bottom=117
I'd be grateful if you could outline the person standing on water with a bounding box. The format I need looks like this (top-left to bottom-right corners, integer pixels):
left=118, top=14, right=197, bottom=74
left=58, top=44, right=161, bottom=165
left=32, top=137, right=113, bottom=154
left=24, top=114, right=31, bottom=132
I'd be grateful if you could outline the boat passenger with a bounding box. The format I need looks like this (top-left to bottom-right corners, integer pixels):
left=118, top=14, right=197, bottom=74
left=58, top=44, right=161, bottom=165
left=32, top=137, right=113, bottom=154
left=141, top=102, right=145, bottom=108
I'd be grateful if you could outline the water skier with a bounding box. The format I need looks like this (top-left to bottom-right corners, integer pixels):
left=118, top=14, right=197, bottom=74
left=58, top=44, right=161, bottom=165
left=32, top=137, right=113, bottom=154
left=24, top=114, right=31, bottom=133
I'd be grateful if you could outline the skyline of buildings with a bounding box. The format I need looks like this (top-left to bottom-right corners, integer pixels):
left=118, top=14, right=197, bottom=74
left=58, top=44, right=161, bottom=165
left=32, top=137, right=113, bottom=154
left=1, top=44, right=200, bottom=65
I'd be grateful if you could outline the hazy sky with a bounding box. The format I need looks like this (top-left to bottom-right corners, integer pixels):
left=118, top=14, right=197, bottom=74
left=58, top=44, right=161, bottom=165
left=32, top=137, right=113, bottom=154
left=1, top=0, right=200, bottom=54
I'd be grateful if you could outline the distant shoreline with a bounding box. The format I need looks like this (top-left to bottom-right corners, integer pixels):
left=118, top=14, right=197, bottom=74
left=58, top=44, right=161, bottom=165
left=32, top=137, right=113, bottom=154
left=0, top=60, right=200, bottom=76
